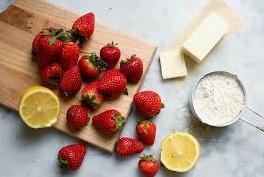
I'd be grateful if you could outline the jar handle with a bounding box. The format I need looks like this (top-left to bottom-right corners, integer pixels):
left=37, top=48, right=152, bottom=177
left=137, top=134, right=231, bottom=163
left=240, top=106, right=264, bottom=132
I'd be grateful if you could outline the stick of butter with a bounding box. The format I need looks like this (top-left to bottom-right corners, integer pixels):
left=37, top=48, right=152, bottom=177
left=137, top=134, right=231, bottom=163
left=160, top=51, right=187, bottom=79
left=182, top=12, right=228, bottom=63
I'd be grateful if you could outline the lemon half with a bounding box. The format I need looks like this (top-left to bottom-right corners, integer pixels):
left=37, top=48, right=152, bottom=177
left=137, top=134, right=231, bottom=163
left=161, top=132, right=200, bottom=172
left=18, top=86, right=60, bottom=128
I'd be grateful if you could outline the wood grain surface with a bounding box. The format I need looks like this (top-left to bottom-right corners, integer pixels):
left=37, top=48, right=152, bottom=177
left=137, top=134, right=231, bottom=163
left=0, top=0, right=157, bottom=152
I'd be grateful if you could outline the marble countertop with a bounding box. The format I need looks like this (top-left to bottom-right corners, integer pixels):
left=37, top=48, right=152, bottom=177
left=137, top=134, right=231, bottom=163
left=1, top=0, right=264, bottom=176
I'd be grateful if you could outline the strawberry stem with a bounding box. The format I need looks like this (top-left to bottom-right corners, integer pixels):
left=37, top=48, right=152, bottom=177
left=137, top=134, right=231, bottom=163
left=58, top=156, right=69, bottom=169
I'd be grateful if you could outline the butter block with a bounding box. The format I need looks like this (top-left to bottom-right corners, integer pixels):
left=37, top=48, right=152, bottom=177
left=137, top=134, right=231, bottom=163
left=182, top=12, right=228, bottom=63
left=160, top=51, right=187, bottom=79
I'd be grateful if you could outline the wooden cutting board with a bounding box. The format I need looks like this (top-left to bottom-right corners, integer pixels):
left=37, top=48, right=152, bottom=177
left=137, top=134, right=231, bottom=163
left=0, top=0, right=157, bottom=152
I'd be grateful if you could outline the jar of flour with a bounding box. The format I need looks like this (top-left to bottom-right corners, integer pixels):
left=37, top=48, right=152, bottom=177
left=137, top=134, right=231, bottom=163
left=189, top=71, right=264, bottom=130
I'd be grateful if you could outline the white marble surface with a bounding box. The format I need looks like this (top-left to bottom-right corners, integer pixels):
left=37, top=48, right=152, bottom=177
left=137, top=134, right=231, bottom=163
left=1, top=0, right=264, bottom=176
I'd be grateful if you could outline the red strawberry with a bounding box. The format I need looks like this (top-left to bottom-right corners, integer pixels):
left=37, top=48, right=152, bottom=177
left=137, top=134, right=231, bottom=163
left=40, top=63, right=63, bottom=88
left=116, top=137, right=144, bottom=156
left=72, top=12, right=95, bottom=39
left=59, top=42, right=80, bottom=70
left=138, top=154, right=159, bottom=177
left=32, top=33, right=41, bottom=55
left=92, top=109, right=125, bottom=135
left=37, top=54, right=57, bottom=68
left=100, top=42, right=121, bottom=68
left=35, top=28, right=65, bottom=56
left=34, top=28, right=67, bottom=68
left=136, top=120, right=156, bottom=145
left=120, top=55, right=143, bottom=83
left=66, top=105, right=89, bottom=130
left=81, top=81, right=104, bottom=110
left=58, top=144, right=86, bottom=171
left=78, top=54, right=105, bottom=79
left=97, top=69, right=127, bottom=97
left=133, top=91, right=164, bottom=118
left=59, top=66, right=81, bottom=95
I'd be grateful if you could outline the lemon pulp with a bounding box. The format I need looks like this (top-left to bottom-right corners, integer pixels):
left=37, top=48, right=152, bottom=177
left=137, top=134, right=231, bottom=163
left=18, top=86, right=60, bottom=128
left=161, top=132, right=200, bottom=172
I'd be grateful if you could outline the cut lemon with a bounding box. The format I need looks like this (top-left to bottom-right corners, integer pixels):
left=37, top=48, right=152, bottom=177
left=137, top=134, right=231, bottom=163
left=161, top=132, right=200, bottom=172
left=18, top=86, right=60, bottom=128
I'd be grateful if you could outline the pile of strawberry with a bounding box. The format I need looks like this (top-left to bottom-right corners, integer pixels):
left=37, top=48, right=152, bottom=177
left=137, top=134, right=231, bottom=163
left=32, top=11, right=144, bottom=130
left=115, top=91, right=164, bottom=177
left=58, top=90, right=163, bottom=177
left=32, top=11, right=163, bottom=177
left=32, top=12, right=96, bottom=93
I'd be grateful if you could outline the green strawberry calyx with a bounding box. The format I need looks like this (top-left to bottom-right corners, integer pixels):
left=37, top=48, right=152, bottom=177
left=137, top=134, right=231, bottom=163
left=81, top=94, right=99, bottom=111
left=41, top=28, right=70, bottom=46
left=107, top=40, right=118, bottom=48
left=87, top=53, right=106, bottom=70
left=121, top=54, right=136, bottom=64
left=140, top=154, right=156, bottom=162
left=137, top=120, right=151, bottom=134
left=138, top=120, right=150, bottom=126
left=67, top=28, right=86, bottom=46
left=48, top=75, right=61, bottom=88
left=58, top=156, right=69, bottom=169
left=113, top=113, right=125, bottom=131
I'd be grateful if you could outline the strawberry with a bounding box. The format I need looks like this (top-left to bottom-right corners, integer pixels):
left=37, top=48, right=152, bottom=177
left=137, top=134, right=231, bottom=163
left=32, top=33, right=41, bottom=56
left=138, top=154, right=159, bottom=177
left=120, top=55, right=143, bottom=83
left=78, top=54, right=105, bottom=79
left=35, top=28, right=65, bottom=56
left=81, top=81, right=104, bottom=110
left=66, top=105, right=89, bottom=130
left=59, top=66, right=81, bottom=95
left=37, top=54, right=57, bottom=68
left=136, top=120, right=156, bottom=145
left=33, top=28, right=68, bottom=68
left=59, top=42, right=80, bottom=70
left=133, top=91, right=164, bottom=118
left=116, top=137, right=144, bottom=156
left=92, top=109, right=125, bottom=135
left=100, top=41, right=121, bottom=68
left=72, top=12, right=95, bottom=40
left=58, top=144, right=86, bottom=171
left=97, top=69, right=127, bottom=97
left=40, top=63, right=63, bottom=88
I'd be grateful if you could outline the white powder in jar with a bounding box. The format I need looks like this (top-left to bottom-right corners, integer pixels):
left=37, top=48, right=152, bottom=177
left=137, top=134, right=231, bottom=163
left=192, top=72, right=245, bottom=126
